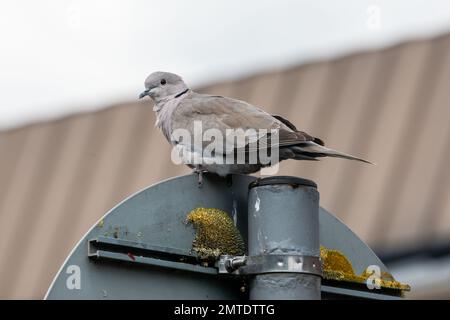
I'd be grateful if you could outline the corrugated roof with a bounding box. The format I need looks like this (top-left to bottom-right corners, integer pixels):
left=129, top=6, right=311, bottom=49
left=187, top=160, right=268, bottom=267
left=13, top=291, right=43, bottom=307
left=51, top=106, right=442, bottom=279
left=1, top=34, right=450, bottom=298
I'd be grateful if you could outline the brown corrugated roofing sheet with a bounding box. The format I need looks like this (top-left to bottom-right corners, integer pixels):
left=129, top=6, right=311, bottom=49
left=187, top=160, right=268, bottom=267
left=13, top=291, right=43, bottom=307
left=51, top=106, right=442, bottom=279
left=0, top=34, right=449, bottom=298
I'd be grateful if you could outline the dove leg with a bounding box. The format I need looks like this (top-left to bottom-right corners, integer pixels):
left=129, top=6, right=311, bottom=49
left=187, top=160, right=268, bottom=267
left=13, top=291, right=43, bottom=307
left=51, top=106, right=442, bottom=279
left=192, top=166, right=204, bottom=187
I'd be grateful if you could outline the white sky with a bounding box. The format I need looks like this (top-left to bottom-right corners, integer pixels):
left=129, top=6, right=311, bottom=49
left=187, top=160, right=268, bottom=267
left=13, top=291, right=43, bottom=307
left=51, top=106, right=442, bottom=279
left=1, top=0, right=450, bottom=129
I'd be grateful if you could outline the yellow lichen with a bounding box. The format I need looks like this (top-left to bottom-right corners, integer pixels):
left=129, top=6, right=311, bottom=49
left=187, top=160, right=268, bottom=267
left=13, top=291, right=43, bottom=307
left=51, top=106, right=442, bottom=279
left=320, top=245, right=410, bottom=292
left=187, top=208, right=245, bottom=260
left=321, top=245, right=355, bottom=276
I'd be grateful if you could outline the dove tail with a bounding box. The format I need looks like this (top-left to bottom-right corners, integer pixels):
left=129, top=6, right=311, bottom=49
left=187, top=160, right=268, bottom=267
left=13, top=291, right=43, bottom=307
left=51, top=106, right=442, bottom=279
left=287, top=142, right=375, bottom=165
left=319, top=149, right=374, bottom=164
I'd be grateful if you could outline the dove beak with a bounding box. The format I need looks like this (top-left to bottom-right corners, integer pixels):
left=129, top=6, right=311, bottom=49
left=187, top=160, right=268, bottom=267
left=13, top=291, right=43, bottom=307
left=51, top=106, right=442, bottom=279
left=139, top=89, right=150, bottom=99
left=139, top=88, right=151, bottom=99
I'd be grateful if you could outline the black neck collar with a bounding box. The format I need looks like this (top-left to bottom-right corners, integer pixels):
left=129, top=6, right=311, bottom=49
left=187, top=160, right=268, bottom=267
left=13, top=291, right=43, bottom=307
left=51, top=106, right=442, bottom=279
left=174, top=88, right=189, bottom=98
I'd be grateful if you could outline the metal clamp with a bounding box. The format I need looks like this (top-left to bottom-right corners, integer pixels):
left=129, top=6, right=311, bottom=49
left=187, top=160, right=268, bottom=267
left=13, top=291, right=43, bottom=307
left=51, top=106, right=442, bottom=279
left=218, top=254, right=322, bottom=277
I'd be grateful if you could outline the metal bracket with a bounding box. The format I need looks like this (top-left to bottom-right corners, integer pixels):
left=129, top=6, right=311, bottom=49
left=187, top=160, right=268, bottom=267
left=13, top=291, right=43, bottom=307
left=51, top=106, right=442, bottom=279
left=88, top=236, right=217, bottom=275
left=218, top=254, right=322, bottom=277
left=87, top=237, right=322, bottom=278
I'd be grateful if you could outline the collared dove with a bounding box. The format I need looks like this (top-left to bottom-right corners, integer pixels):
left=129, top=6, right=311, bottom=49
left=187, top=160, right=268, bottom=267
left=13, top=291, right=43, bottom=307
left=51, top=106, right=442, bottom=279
left=139, top=71, right=372, bottom=183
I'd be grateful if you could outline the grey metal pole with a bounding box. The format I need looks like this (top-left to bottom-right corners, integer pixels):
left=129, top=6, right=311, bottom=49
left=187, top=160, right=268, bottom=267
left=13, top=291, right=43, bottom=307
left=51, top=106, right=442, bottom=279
left=247, top=176, right=321, bottom=300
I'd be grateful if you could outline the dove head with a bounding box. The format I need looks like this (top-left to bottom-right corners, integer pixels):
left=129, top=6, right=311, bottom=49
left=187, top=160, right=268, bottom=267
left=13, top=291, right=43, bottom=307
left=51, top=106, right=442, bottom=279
left=139, top=71, right=189, bottom=103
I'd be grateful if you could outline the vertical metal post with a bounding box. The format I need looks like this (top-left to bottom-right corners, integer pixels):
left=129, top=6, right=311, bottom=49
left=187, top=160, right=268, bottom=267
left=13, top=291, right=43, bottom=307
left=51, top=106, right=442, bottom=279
left=247, top=176, right=321, bottom=300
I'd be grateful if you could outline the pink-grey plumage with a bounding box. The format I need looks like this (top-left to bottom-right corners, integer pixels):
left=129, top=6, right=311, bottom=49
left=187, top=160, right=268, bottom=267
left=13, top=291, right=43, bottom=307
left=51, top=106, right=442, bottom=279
left=139, top=71, right=373, bottom=177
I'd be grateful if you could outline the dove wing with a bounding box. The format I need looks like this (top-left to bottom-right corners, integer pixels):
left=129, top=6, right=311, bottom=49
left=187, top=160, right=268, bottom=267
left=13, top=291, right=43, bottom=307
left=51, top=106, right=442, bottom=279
left=171, top=94, right=317, bottom=155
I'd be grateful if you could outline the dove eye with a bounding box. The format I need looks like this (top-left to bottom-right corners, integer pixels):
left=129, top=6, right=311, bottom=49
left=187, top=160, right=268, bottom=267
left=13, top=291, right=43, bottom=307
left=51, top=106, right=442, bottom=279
left=160, top=79, right=166, bottom=85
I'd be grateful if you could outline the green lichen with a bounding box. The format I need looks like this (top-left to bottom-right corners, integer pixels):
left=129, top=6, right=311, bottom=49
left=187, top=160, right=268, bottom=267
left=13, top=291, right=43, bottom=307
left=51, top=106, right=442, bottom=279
left=187, top=208, right=245, bottom=261
left=320, top=245, right=410, bottom=292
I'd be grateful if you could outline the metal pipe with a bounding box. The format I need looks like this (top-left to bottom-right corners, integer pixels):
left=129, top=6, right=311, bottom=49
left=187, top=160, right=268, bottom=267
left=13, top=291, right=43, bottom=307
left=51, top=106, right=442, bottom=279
left=247, top=176, right=321, bottom=300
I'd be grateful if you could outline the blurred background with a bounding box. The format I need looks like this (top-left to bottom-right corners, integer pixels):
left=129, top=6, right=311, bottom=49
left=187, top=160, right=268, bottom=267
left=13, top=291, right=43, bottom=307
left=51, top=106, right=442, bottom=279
left=1, top=0, right=450, bottom=299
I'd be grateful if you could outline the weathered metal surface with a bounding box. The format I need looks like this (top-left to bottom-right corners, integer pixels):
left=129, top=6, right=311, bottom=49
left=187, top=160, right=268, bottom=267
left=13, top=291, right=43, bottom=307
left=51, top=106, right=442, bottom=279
left=88, top=236, right=197, bottom=258
left=88, top=237, right=217, bottom=275
left=247, top=177, right=321, bottom=300
left=90, top=250, right=218, bottom=275
left=46, top=173, right=251, bottom=299
left=321, top=285, right=402, bottom=300
left=45, top=173, right=397, bottom=300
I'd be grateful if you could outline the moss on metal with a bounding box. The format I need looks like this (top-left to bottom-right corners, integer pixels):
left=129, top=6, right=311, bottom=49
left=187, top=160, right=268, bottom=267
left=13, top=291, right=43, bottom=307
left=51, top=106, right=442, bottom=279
left=187, top=208, right=245, bottom=260
left=320, top=246, right=410, bottom=292
left=185, top=209, right=409, bottom=292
